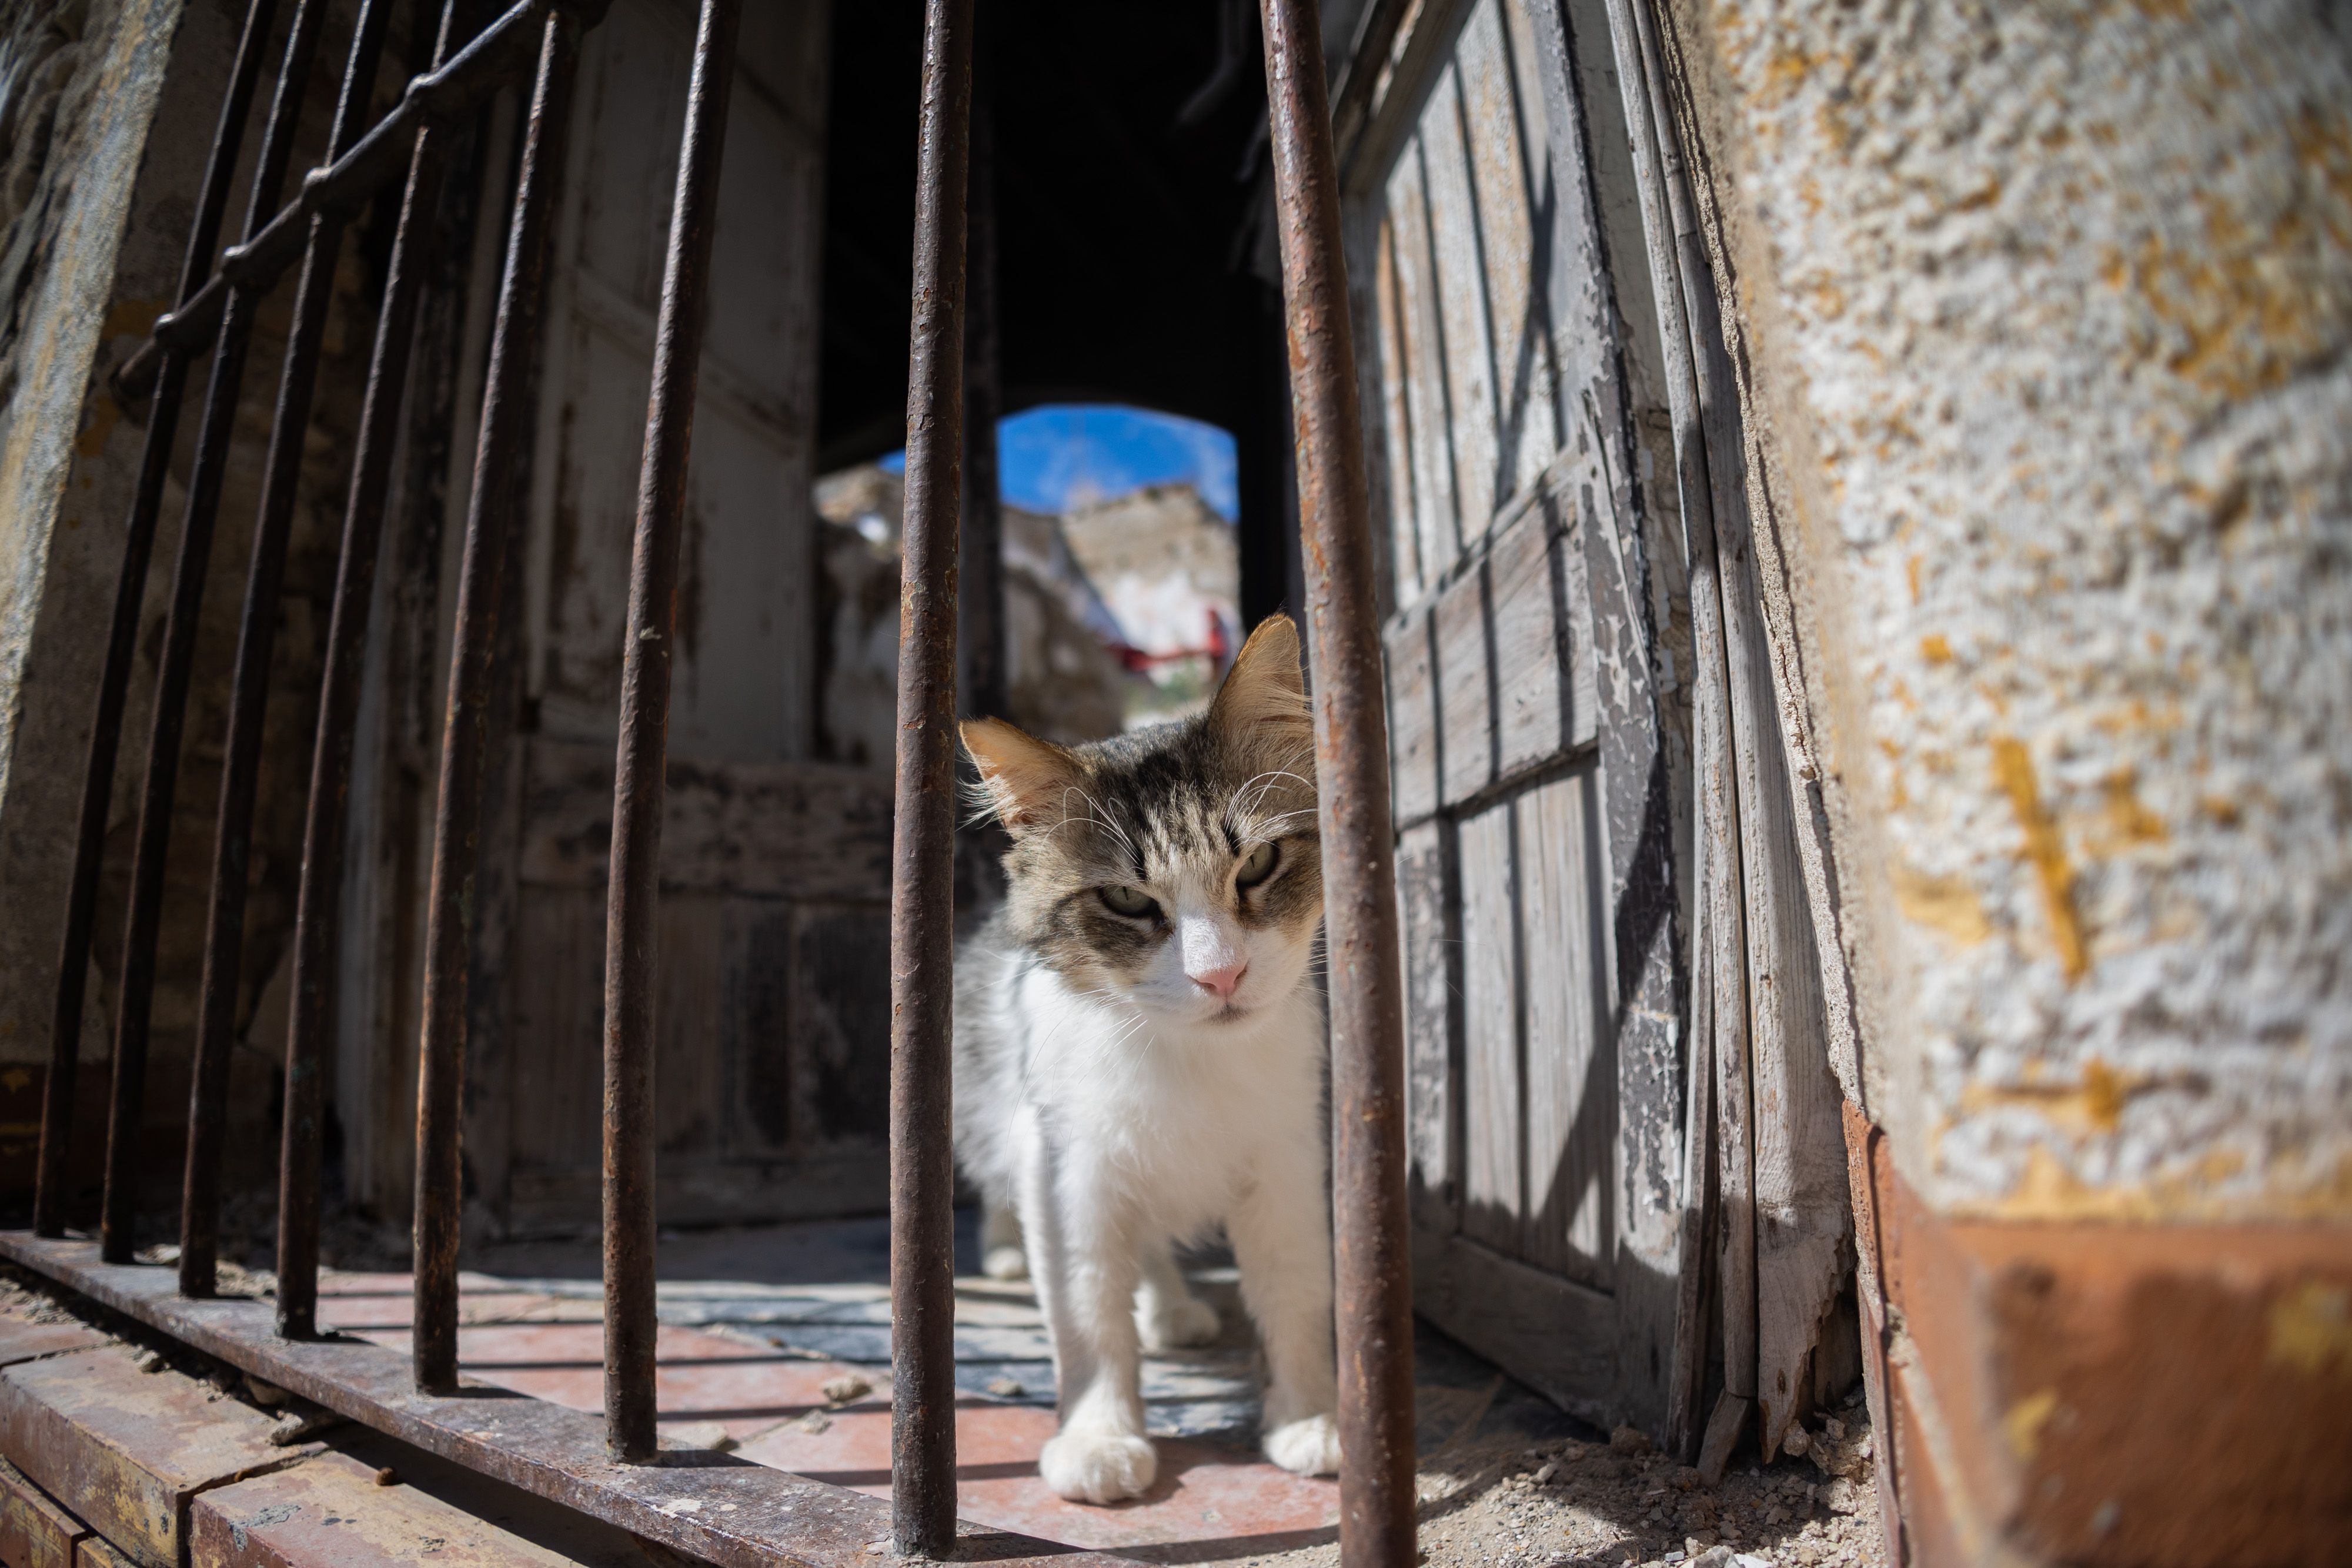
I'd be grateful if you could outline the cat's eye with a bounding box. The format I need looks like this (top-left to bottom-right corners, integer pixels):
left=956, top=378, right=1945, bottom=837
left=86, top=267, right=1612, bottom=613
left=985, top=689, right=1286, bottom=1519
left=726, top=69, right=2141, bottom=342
left=1099, top=884, right=1158, bottom=918
left=1235, top=841, right=1279, bottom=889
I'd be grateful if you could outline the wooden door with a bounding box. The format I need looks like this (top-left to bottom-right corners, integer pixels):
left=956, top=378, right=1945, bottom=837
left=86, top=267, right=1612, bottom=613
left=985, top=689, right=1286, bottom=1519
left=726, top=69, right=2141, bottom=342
left=1352, top=0, right=1690, bottom=1430
left=486, top=0, right=889, bottom=1234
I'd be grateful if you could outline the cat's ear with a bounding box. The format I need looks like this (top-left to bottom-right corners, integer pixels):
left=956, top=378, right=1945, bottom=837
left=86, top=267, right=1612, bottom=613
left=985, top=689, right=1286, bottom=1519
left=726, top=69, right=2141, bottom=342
left=962, top=717, right=1081, bottom=831
left=1208, top=613, right=1311, bottom=740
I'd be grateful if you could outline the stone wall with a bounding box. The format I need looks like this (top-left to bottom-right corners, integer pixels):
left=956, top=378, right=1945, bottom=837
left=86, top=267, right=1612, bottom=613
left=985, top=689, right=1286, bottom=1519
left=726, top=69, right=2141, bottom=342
left=0, top=0, right=420, bottom=1227
left=1673, top=0, right=2351, bottom=1226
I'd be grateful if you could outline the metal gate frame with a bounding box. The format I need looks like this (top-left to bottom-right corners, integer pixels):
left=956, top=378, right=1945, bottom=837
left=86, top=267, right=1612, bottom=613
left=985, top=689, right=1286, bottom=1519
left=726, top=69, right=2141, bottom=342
left=4, top=0, right=1418, bottom=1564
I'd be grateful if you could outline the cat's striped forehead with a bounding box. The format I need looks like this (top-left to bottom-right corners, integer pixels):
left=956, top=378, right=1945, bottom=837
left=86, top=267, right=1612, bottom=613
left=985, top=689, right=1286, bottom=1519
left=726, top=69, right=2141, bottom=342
left=1051, top=718, right=1312, bottom=880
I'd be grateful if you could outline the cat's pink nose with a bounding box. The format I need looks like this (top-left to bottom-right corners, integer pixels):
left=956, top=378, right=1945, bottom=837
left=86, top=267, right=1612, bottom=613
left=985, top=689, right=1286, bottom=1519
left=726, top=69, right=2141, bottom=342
left=1190, top=960, right=1248, bottom=999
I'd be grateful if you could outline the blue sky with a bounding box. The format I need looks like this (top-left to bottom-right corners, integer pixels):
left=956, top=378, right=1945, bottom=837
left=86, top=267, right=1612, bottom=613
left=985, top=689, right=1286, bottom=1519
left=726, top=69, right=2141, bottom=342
left=880, top=404, right=1238, bottom=521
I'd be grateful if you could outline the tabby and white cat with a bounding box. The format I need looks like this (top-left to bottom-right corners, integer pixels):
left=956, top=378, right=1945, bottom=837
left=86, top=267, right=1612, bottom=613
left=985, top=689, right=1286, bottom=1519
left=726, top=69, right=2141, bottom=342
left=953, top=614, right=1342, bottom=1505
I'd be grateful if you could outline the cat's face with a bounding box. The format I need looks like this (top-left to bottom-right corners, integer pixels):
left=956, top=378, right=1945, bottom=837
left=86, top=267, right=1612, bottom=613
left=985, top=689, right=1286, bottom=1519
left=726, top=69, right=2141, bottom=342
left=964, top=615, right=1323, bottom=1032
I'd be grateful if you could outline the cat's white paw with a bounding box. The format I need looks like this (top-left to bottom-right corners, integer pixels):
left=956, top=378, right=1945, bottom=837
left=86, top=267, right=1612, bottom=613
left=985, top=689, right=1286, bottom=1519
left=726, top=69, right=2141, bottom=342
left=1137, top=1292, right=1220, bottom=1350
left=1262, top=1412, right=1342, bottom=1476
left=983, top=1245, right=1030, bottom=1281
left=1040, top=1427, right=1158, bottom=1505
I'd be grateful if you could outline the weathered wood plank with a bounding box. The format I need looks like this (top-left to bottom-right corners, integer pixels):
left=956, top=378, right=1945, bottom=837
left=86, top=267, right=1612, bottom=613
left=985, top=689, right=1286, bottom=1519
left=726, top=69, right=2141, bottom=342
left=1412, top=1228, right=1616, bottom=1424
left=1517, top=770, right=1611, bottom=1290
left=1385, top=607, right=1441, bottom=827
left=1458, top=800, right=1522, bottom=1255
left=517, top=738, right=893, bottom=901
left=787, top=902, right=894, bottom=1152
left=1417, top=58, right=1504, bottom=549
left=1374, top=218, right=1425, bottom=607
left=1455, top=0, right=1562, bottom=504
left=1434, top=563, right=1496, bottom=806
left=1384, top=142, right=1465, bottom=581
left=1396, top=819, right=1460, bottom=1233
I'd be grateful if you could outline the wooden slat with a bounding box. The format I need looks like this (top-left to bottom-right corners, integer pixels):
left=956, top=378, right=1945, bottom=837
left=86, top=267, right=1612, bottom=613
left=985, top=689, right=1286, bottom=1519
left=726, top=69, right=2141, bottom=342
left=655, top=895, right=729, bottom=1156
left=1516, top=770, right=1611, bottom=1289
left=1384, top=145, right=1464, bottom=580
left=1455, top=0, right=1561, bottom=502
left=786, top=901, right=894, bottom=1151
left=727, top=898, right=798, bottom=1155
left=1434, top=562, right=1495, bottom=805
left=1385, top=607, right=1441, bottom=826
left=1487, top=489, right=1569, bottom=774
left=1374, top=218, right=1424, bottom=607
left=518, top=737, right=893, bottom=900
left=1458, top=799, right=1521, bottom=1254
left=1395, top=819, right=1459, bottom=1232
left=1416, top=58, right=1504, bottom=547
left=1412, top=1227, right=1615, bottom=1423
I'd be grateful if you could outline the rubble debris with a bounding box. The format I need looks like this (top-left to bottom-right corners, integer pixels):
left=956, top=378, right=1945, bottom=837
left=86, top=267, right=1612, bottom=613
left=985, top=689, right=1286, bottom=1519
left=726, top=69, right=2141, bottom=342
left=820, top=1373, right=872, bottom=1405
left=664, top=1420, right=740, bottom=1453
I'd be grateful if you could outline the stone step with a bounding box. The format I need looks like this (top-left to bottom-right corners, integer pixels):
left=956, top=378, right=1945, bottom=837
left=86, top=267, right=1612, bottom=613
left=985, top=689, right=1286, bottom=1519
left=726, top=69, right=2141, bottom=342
left=0, top=1343, right=319, bottom=1568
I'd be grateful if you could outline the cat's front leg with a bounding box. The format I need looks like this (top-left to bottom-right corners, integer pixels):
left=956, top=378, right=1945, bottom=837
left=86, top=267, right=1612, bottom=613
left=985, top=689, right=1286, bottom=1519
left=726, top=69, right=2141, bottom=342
left=1229, top=1152, right=1343, bottom=1477
left=1135, top=1235, right=1220, bottom=1350
left=1021, top=1136, right=1157, bottom=1503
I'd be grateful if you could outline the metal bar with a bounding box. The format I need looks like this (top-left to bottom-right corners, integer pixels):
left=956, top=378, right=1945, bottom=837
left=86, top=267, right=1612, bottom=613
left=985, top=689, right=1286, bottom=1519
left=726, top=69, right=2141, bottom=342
left=0, top=1232, right=1132, bottom=1568
left=179, top=0, right=402, bottom=1300
left=601, top=0, right=741, bottom=1464
left=273, top=0, right=477, bottom=1339
left=34, top=0, right=283, bottom=1240
left=413, top=5, right=582, bottom=1394
left=95, top=0, right=335, bottom=1266
left=1256, top=6, right=1416, bottom=1568
left=890, top=0, right=971, bottom=1551
left=118, top=0, right=569, bottom=403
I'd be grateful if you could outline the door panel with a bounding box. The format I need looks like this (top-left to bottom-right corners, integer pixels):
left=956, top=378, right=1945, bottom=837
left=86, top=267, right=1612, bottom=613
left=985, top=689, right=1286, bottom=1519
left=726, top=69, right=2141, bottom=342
left=487, top=0, right=875, bottom=1234
left=1355, top=0, right=1685, bottom=1427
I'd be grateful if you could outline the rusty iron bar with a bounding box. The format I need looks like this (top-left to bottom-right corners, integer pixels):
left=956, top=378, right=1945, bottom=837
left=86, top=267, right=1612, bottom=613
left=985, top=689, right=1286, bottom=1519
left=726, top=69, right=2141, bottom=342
left=413, top=5, right=582, bottom=1394
left=273, top=0, right=477, bottom=1339
left=179, top=0, right=403, bottom=1300
left=116, top=0, right=577, bottom=404
left=95, top=0, right=335, bottom=1266
left=891, top=0, right=973, bottom=1552
left=1257, top=4, right=1416, bottom=1567
left=34, top=0, right=284, bottom=1240
left=601, top=0, right=742, bottom=1464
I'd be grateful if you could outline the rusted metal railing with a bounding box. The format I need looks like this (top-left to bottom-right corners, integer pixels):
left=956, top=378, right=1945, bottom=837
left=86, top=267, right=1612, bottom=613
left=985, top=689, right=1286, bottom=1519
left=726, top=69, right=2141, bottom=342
left=34, top=0, right=282, bottom=1242
left=276, top=0, right=476, bottom=1340
left=180, top=0, right=406, bottom=1300
left=22, top=0, right=1420, bottom=1561
left=95, top=0, right=335, bottom=1265
left=892, top=0, right=975, bottom=1553
left=1258, top=4, right=1418, bottom=1568
left=600, top=0, right=743, bottom=1463
left=413, top=2, right=585, bottom=1392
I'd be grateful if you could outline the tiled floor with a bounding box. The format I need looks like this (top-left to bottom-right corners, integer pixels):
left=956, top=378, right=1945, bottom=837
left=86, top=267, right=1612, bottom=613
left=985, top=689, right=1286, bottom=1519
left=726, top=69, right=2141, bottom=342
left=315, top=1213, right=1582, bottom=1562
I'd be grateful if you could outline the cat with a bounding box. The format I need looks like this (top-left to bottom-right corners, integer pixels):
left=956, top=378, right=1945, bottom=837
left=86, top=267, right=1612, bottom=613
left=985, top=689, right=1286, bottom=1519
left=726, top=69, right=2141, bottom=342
left=953, top=613, right=1343, bottom=1505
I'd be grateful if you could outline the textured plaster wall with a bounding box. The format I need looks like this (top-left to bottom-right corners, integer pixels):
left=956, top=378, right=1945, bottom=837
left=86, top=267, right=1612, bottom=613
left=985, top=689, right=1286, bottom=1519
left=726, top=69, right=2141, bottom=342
left=1690, top=1, right=2352, bottom=1219
left=0, top=0, right=196, bottom=1065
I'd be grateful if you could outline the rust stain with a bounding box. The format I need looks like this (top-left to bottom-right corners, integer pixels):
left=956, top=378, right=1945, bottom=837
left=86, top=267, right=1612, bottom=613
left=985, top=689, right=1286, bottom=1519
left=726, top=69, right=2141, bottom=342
left=1893, top=863, right=1990, bottom=944
left=1963, top=1060, right=2128, bottom=1136
left=2099, top=769, right=2167, bottom=847
left=1992, top=736, right=2087, bottom=981
left=2267, top=1281, right=2352, bottom=1379
left=1919, top=633, right=1952, bottom=665
left=2002, top=1388, right=2060, bottom=1461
